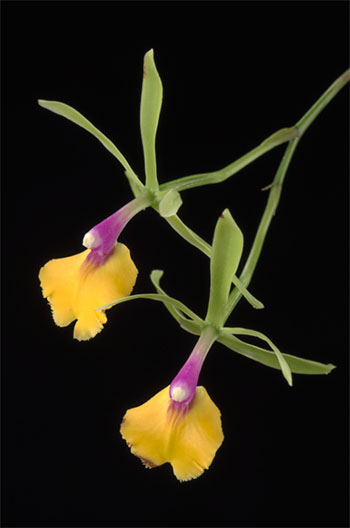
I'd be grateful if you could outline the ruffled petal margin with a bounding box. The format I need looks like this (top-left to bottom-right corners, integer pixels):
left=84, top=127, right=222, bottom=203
left=120, top=385, right=224, bottom=481
left=39, top=243, right=138, bottom=340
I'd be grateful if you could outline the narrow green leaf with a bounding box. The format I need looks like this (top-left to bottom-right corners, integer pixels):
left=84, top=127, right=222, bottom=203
left=150, top=270, right=203, bottom=335
left=140, top=49, right=163, bottom=191
left=206, top=209, right=244, bottom=327
left=219, top=332, right=336, bottom=375
left=158, top=189, right=183, bottom=217
left=38, top=99, right=143, bottom=189
left=223, top=327, right=292, bottom=385
left=150, top=270, right=182, bottom=322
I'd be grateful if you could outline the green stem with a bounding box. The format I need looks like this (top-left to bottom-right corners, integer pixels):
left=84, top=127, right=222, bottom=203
left=159, top=127, right=299, bottom=193
left=160, top=70, right=349, bottom=194
left=297, top=69, right=350, bottom=137
left=224, top=139, right=298, bottom=320
left=166, top=215, right=212, bottom=257
left=224, top=69, right=350, bottom=320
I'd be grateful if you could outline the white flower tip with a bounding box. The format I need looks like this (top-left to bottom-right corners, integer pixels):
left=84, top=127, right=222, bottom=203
left=82, top=231, right=96, bottom=249
left=171, top=386, right=188, bottom=402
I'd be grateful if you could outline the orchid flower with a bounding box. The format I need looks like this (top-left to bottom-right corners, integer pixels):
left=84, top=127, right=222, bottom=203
left=121, top=326, right=223, bottom=482
left=37, top=50, right=347, bottom=483
left=39, top=192, right=151, bottom=340
left=38, top=50, right=164, bottom=340
left=110, top=209, right=335, bottom=480
left=117, top=209, right=241, bottom=480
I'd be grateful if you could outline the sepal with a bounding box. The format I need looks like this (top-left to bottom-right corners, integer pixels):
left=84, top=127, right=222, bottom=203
left=140, top=49, right=163, bottom=190
left=219, top=332, right=335, bottom=376
left=38, top=99, right=143, bottom=190
left=206, top=209, right=243, bottom=327
left=222, top=326, right=292, bottom=385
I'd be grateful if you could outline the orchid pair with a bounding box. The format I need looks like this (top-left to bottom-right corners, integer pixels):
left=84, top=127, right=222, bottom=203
left=39, top=50, right=349, bottom=481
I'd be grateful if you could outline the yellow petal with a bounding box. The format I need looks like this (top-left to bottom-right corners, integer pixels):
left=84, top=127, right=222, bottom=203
left=39, top=250, right=88, bottom=327
left=121, top=385, right=224, bottom=481
left=39, top=243, right=138, bottom=340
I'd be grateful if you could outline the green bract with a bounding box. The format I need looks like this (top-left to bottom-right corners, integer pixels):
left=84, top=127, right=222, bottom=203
left=158, top=189, right=183, bottom=217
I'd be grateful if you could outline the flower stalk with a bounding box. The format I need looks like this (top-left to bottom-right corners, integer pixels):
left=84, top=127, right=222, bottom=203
left=224, top=68, right=350, bottom=319
left=159, top=127, right=299, bottom=193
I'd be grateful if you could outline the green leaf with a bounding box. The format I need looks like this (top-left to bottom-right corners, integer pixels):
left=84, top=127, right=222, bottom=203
left=158, top=189, right=183, bottom=217
left=219, top=332, right=335, bottom=376
left=206, top=209, right=244, bottom=327
left=223, top=327, right=292, bottom=385
left=38, top=99, right=143, bottom=189
left=140, top=49, right=163, bottom=191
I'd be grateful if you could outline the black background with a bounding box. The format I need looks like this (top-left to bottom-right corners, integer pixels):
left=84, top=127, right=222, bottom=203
left=2, top=2, right=349, bottom=527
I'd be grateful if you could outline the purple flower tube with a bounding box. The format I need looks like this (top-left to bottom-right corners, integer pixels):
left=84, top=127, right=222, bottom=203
left=82, top=191, right=152, bottom=267
left=169, top=326, right=218, bottom=411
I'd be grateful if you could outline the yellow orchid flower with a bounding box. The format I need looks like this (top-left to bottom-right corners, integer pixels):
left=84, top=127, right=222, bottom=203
left=39, top=243, right=137, bottom=341
left=121, top=327, right=224, bottom=481
left=39, top=194, right=152, bottom=340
